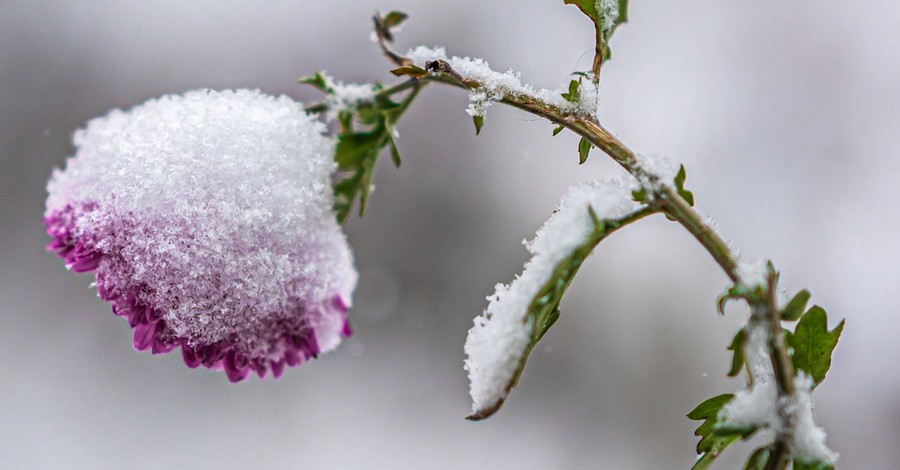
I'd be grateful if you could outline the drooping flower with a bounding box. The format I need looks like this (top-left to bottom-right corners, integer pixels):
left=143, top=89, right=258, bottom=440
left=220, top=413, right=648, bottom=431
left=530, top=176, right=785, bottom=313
left=45, top=89, right=357, bottom=382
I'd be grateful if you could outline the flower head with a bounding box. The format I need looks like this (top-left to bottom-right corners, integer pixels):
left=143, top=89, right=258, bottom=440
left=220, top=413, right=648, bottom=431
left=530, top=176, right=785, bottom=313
left=45, top=89, right=357, bottom=381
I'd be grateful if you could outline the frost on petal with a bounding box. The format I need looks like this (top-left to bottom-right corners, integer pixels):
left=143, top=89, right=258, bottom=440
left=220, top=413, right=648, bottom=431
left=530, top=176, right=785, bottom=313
left=45, top=89, right=358, bottom=381
left=464, top=178, right=642, bottom=418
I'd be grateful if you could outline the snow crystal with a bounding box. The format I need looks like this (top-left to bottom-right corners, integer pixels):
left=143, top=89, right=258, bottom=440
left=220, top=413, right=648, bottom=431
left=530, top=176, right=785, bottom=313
left=320, top=73, right=377, bottom=120
left=406, top=46, right=605, bottom=120
left=597, top=0, right=619, bottom=32
left=719, top=324, right=837, bottom=465
left=46, top=89, right=357, bottom=366
left=736, top=256, right=769, bottom=288
left=720, top=325, right=779, bottom=430
left=633, top=153, right=679, bottom=197
left=789, top=374, right=839, bottom=464
left=464, top=178, right=642, bottom=414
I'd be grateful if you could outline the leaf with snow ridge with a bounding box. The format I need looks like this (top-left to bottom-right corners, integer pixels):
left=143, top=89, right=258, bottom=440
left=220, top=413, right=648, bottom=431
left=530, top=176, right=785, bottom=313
left=467, top=205, right=649, bottom=420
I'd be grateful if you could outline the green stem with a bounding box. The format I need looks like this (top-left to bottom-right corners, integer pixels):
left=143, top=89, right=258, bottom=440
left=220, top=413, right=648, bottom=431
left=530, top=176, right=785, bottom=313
left=315, top=37, right=796, bottom=454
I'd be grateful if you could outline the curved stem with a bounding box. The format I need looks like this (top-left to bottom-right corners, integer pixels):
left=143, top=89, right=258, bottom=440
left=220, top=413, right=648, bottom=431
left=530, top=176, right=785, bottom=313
left=323, top=26, right=797, bottom=457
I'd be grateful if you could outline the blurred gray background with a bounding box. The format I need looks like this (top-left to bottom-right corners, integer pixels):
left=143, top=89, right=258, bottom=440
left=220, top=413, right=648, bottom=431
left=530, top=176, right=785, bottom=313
left=1, top=0, right=898, bottom=468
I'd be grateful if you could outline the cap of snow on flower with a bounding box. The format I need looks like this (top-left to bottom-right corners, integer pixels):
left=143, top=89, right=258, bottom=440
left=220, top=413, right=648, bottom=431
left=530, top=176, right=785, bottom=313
left=45, top=89, right=357, bottom=382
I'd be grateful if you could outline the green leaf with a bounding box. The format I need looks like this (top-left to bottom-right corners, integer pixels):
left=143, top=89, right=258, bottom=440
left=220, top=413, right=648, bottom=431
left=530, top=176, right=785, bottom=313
left=688, top=393, right=758, bottom=464
left=691, top=453, right=717, bottom=470
left=473, top=115, right=484, bottom=135
left=563, top=0, right=629, bottom=66
left=726, top=329, right=747, bottom=377
left=387, top=134, right=402, bottom=167
left=631, top=188, right=647, bottom=203
left=786, top=306, right=844, bottom=385
left=744, top=447, right=769, bottom=469
left=374, top=10, right=408, bottom=43
left=617, top=0, right=629, bottom=24
left=791, top=459, right=835, bottom=470
left=552, top=124, right=565, bottom=136
left=674, top=164, right=695, bottom=206
left=337, top=110, right=354, bottom=134
left=335, top=132, right=382, bottom=170
left=391, top=65, right=428, bottom=78
left=561, top=79, right=581, bottom=102
left=381, top=11, right=408, bottom=29
left=781, top=289, right=811, bottom=322
left=298, top=71, right=329, bottom=92
left=330, top=80, right=421, bottom=223
left=578, top=137, right=592, bottom=164
left=688, top=393, right=734, bottom=421
left=535, top=309, right=560, bottom=342
left=716, top=285, right=744, bottom=315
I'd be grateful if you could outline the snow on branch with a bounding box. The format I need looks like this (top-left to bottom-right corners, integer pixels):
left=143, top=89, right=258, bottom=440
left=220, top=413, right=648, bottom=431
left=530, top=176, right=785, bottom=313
left=406, top=46, right=604, bottom=121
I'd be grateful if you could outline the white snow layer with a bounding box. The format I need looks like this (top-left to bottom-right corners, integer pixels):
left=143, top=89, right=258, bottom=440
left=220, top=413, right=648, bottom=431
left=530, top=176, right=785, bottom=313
left=464, top=178, right=642, bottom=414
left=320, top=73, right=377, bottom=120
left=597, top=0, right=620, bottom=32
left=789, top=374, right=839, bottom=464
left=46, top=89, right=357, bottom=352
left=720, top=326, right=779, bottom=429
left=736, top=256, right=770, bottom=288
left=406, top=46, right=603, bottom=120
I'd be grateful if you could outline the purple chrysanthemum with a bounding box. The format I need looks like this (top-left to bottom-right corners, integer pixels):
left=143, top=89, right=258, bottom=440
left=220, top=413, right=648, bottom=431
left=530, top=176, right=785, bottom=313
left=45, top=89, right=357, bottom=382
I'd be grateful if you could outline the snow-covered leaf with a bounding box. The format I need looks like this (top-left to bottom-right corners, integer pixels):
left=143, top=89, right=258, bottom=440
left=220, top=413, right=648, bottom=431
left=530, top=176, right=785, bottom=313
left=465, top=180, right=650, bottom=420
left=688, top=393, right=758, bottom=466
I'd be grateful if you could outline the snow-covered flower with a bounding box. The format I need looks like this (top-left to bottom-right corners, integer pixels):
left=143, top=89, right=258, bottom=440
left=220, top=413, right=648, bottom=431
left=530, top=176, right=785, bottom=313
left=45, top=89, right=357, bottom=382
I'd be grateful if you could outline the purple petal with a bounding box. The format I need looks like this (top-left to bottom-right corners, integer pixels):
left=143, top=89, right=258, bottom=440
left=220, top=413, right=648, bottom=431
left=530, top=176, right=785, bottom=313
left=132, top=321, right=157, bottom=351
left=182, top=348, right=201, bottom=368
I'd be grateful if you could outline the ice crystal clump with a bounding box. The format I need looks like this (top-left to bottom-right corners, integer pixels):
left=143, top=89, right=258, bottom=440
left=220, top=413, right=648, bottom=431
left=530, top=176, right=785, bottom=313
left=406, top=46, right=605, bottom=120
left=720, top=326, right=779, bottom=429
left=736, top=256, right=770, bottom=288
left=45, top=89, right=357, bottom=381
left=319, top=72, right=377, bottom=121
left=597, top=0, right=619, bottom=32
left=790, top=374, right=839, bottom=464
left=465, top=177, right=641, bottom=415
left=633, top=153, right=678, bottom=196
left=719, top=324, right=837, bottom=465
